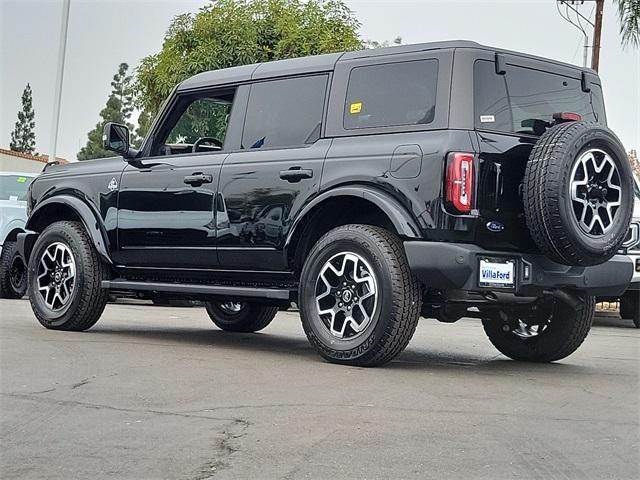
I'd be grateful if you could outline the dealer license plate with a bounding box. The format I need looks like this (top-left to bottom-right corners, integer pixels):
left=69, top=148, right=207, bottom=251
left=478, top=258, right=515, bottom=288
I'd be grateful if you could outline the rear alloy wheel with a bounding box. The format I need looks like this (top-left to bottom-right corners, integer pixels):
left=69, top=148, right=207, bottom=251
left=524, top=122, right=633, bottom=266
left=299, top=224, right=421, bottom=367
left=482, top=295, right=595, bottom=362
left=28, top=221, right=109, bottom=331
left=205, top=301, right=278, bottom=332
left=0, top=241, right=28, bottom=299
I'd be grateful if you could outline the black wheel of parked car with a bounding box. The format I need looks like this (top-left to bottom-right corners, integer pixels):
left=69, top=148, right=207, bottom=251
left=299, top=224, right=421, bottom=367
left=205, top=301, right=278, bottom=332
left=523, top=121, right=633, bottom=267
left=619, top=290, right=640, bottom=328
left=27, top=221, right=109, bottom=331
left=482, top=295, right=595, bottom=362
left=0, top=241, right=28, bottom=299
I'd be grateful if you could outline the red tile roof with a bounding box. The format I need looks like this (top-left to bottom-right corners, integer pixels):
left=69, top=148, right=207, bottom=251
left=0, top=147, right=68, bottom=164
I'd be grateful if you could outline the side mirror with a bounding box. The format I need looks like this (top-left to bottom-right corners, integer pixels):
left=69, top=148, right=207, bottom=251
left=103, top=122, right=130, bottom=157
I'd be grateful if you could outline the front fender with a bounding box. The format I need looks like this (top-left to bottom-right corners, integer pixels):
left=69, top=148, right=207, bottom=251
left=25, top=195, right=112, bottom=264
left=285, top=185, right=421, bottom=252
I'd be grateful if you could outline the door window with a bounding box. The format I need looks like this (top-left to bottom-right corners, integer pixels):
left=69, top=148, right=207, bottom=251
left=242, top=75, right=328, bottom=149
left=154, top=90, right=235, bottom=156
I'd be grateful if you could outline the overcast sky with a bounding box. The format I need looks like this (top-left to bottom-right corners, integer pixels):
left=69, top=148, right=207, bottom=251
left=1, top=0, right=638, bottom=161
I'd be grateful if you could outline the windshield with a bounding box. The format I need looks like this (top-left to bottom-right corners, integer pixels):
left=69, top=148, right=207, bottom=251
left=0, top=175, right=34, bottom=201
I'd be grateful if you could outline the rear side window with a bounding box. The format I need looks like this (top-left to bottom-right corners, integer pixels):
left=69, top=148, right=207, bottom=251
left=474, top=60, right=605, bottom=135
left=242, top=75, right=327, bottom=149
left=344, top=59, right=438, bottom=130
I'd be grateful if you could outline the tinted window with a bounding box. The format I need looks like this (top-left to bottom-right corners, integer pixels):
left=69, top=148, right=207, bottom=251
left=156, top=89, right=236, bottom=156
left=167, top=96, right=233, bottom=145
left=344, top=60, right=438, bottom=130
left=0, top=175, right=34, bottom=201
left=242, top=75, right=327, bottom=149
left=474, top=60, right=605, bottom=135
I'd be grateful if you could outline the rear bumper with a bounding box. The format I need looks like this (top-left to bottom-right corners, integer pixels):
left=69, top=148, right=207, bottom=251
left=405, top=241, right=633, bottom=297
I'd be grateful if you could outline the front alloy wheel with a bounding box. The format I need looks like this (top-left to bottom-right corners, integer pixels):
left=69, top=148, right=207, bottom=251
left=36, top=242, right=76, bottom=311
left=28, top=221, right=108, bottom=331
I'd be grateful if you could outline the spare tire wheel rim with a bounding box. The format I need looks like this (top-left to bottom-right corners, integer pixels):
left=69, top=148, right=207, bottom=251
left=36, top=242, right=76, bottom=311
left=315, top=251, right=378, bottom=340
left=569, top=148, right=622, bottom=236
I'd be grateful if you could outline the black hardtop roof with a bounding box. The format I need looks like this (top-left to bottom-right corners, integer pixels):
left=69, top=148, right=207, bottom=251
left=177, top=40, right=594, bottom=91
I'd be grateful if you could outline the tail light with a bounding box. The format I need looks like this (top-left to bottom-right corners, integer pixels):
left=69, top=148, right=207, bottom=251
left=446, top=152, right=475, bottom=214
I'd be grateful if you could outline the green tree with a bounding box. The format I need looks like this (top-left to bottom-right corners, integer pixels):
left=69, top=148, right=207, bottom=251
left=133, top=109, right=152, bottom=149
left=9, top=83, right=36, bottom=155
left=136, top=0, right=362, bottom=117
left=78, top=63, right=136, bottom=160
left=363, top=36, right=402, bottom=49
left=615, top=0, right=640, bottom=47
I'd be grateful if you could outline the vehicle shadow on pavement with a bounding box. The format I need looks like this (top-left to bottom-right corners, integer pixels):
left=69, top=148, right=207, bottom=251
left=88, top=326, right=321, bottom=360
left=86, top=325, right=593, bottom=375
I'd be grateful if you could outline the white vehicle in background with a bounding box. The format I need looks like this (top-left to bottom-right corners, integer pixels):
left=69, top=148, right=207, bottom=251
left=619, top=175, right=640, bottom=327
left=0, top=172, right=36, bottom=298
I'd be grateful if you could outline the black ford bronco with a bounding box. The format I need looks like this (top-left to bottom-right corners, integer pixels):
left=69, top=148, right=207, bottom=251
left=19, top=41, right=634, bottom=366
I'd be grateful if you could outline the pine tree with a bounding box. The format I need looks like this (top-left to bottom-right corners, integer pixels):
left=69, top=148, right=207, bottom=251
left=78, top=63, right=136, bottom=160
left=132, top=109, right=151, bottom=149
left=9, top=83, right=36, bottom=155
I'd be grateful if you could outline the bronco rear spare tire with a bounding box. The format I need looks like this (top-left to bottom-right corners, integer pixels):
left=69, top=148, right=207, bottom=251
left=523, top=121, right=633, bottom=266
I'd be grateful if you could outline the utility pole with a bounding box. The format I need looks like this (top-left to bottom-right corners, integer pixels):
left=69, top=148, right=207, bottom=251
left=48, top=0, right=71, bottom=164
left=556, top=0, right=604, bottom=71
left=591, top=0, right=604, bottom=71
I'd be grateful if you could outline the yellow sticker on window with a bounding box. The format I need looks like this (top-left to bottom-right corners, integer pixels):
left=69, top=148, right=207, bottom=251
left=16, top=176, right=27, bottom=183
left=350, top=102, right=362, bottom=114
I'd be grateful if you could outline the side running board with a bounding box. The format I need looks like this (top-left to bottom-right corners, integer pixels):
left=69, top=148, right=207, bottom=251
left=101, top=279, right=292, bottom=300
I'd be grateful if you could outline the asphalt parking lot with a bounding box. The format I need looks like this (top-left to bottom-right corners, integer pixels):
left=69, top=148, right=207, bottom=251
left=1, top=298, right=638, bottom=480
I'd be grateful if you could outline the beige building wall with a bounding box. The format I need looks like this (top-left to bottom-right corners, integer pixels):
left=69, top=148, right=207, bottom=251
left=0, top=153, right=45, bottom=173
left=0, top=148, right=68, bottom=174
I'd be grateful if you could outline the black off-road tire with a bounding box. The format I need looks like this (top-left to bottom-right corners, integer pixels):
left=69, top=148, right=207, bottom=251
left=619, top=290, right=640, bottom=328
left=0, top=241, right=27, bottom=299
left=28, top=221, right=109, bottom=331
left=482, top=295, right=595, bottom=362
left=523, top=122, right=633, bottom=266
left=205, top=301, right=278, bottom=332
left=299, top=224, right=421, bottom=367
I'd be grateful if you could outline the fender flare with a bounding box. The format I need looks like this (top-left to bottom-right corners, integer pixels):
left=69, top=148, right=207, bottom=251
left=1, top=219, right=26, bottom=243
left=285, top=185, right=421, bottom=253
left=25, top=194, right=112, bottom=264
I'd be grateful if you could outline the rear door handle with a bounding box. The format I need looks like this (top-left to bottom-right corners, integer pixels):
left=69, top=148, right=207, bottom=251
left=279, top=168, right=313, bottom=183
left=184, top=173, right=213, bottom=186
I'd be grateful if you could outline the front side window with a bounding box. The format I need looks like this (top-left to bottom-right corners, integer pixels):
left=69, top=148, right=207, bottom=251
left=474, top=60, right=606, bottom=135
left=344, top=59, right=438, bottom=130
left=156, top=90, right=235, bottom=156
left=242, top=75, right=327, bottom=149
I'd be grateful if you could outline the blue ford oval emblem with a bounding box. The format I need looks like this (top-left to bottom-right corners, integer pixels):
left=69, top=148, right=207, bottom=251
left=486, top=221, right=504, bottom=233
